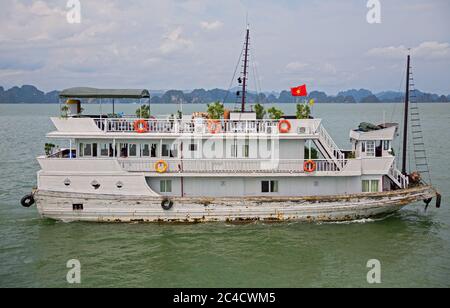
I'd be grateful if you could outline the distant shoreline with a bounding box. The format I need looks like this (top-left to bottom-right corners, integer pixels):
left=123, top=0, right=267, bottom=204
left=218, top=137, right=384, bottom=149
left=1, top=85, right=449, bottom=104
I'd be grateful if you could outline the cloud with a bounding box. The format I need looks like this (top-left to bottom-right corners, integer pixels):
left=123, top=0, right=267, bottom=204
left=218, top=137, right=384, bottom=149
left=160, top=27, right=193, bottom=54
left=286, top=62, right=337, bottom=75
left=367, top=41, right=450, bottom=60
left=286, top=62, right=309, bottom=71
left=200, top=21, right=223, bottom=31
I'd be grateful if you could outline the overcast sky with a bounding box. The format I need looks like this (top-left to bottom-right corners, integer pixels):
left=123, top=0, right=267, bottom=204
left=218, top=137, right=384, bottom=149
left=0, top=0, right=449, bottom=94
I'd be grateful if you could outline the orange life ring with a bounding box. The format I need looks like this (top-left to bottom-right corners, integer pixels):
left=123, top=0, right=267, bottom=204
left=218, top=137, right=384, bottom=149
left=304, top=160, right=317, bottom=173
left=134, top=119, right=149, bottom=133
left=278, top=119, right=292, bottom=133
left=207, top=120, right=222, bottom=134
left=155, top=160, right=168, bottom=173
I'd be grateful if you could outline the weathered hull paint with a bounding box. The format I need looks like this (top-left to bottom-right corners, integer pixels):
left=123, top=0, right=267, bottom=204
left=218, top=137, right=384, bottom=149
left=34, top=186, right=437, bottom=223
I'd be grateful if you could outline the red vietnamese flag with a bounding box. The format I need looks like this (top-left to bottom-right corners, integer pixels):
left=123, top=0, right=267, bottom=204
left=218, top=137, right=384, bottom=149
left=291, top=84, right=308, bottom=97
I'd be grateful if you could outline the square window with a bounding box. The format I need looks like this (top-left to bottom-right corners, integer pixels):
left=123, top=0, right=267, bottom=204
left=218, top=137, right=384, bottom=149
left=119, top=144, right=128, bottom=158
left=83, top=144, right=92, bottom=156
left=366, top=141, right=375, bottom=157
left=162, top=144, right=170, bottom=157
left=151, top=144, right=158, bottom=158
left=170, top=144, right=178, bottom=158
left=100, top=144, right=109, bottom=157
left=271, top=181, right=279, bottom=193
left=160, top=180, right=172, bottom=193
left=129, top=144, right=137, bottom=157
left=262, top=181, right=278, bottom=193
left=243, top=144, right=250, bottom=158
left=141, top=144, right=150, bottom=157
left=189, top=143, right=198, bottom=152
left=262, top=181, right=270, bottom=193
left=371, top=180, right=379, bottom=192
left=362, top=180, right=370, bottom=193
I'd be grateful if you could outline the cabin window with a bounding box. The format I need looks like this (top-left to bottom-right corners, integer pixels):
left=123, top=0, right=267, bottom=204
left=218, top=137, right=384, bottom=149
left=141, top=144, right=150, bottom=157
left=119, top=143, right=128, bottom=158
left=189, top=143, right=198, bottom=152
left=262, top=180, right=279, bottom=193
left=362, top=180, right=380, bottom=193
left=243, top=142, right=250, bottom=158
left=160, top=180, right=172, bottom=193
left=80, top=143, right=94, bottom=157
left=384, top=140, right=390, bottom=151
left=231, top=144, right=238, bottom=158
left=170, top=144, right=178, bottom=158
left=129, top=144, right=138, bottom=157
left=362, top=180, right=370, bottom=192
left=162, top=143, right=178, bottom=158
left=361, top=142, right=366, bottom=153
left=162, top=144, right=170, bottom=157
left=151, top=144, right=158, bottom=158
left=100, top=143, right=109, bottom=157
left=366, top=141, right=375, bottom=157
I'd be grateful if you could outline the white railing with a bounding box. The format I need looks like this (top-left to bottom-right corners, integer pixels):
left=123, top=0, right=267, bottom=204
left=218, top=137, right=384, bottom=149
left=118, top=159, right=344, bottom=174
left=94, top=118, right=282, bottom=134
left=317, top=125, right=346, bottom=169
left=93, top=118, right=318, bottom=135
left=388, top=164, right=409, bottom=189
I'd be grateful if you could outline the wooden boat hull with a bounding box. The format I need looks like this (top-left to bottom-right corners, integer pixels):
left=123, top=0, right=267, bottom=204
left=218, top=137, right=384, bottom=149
left=33, top=185, right=437, bottom=223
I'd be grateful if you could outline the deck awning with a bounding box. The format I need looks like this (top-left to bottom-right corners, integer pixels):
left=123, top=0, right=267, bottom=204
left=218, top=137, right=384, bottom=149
left=59, top=87, right=150, bottom=99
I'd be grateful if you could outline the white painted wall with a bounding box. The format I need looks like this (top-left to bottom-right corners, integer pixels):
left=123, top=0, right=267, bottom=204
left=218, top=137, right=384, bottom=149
left=145, top=176, right=362, bottom=197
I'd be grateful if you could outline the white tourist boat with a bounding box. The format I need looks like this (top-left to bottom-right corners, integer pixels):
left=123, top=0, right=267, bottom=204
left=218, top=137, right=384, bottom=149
left=21, top=29, right=440, bottom=223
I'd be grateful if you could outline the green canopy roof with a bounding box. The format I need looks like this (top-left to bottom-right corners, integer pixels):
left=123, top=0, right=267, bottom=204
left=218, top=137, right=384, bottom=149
left=59, top=87, right=150, bottom=99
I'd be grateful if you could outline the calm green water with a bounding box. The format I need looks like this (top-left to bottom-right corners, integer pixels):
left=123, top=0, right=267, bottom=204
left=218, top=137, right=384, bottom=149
left=0, top=103, right=449, bottom=288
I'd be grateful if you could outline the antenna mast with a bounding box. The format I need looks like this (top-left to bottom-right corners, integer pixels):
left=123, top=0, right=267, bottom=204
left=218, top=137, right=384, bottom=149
left=241, top=26, right=250, bottom=112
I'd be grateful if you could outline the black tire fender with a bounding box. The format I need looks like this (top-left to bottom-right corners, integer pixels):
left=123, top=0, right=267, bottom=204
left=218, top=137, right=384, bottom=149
left=21, top=194, right=35, bottom=208
left=161, top=199, right=174, bottom=211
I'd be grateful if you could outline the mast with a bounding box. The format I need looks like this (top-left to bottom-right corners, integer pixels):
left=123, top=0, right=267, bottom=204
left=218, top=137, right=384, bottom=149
left=402, top=54, right=411, bottom=175
left=241, top=26, right=250, bottom=112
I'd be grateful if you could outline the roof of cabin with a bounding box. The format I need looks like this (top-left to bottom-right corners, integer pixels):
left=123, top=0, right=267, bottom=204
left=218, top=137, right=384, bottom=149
left=350, top=123, right=398, bottom=141
left=59, top=87, right=150, bottom=99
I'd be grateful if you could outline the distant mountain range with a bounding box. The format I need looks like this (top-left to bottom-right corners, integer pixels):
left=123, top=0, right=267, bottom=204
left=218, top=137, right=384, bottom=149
left=1, top=85, right=449, bottom=104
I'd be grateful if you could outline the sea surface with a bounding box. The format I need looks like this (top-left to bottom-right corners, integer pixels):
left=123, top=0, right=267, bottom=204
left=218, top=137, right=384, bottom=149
left=0, top=103, right=449, bottom=288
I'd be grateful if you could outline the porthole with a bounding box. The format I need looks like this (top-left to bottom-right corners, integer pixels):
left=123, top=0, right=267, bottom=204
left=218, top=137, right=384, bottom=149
left=64, top=178, right=71, bottom=186
left=91, top=180, right=101, bottom=190
left=116, top=181, right=124, bottom=189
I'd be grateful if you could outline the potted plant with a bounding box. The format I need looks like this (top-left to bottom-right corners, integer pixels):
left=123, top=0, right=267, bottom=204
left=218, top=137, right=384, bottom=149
left=254, top=103, right=266, bottom=120
left=207, top=102, right=225, bottom=119
left=296, top=103, right=311, bottom=119
left=136, top=105, right=151, bottom=119
left=267, top=107, right=284, bottom=120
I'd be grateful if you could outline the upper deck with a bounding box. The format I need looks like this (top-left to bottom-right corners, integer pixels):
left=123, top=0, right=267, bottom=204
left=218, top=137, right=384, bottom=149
left=47, top=117, right=323, bottom=139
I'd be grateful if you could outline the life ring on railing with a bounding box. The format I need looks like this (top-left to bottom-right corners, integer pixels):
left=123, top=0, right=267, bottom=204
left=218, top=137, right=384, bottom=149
left=155, top=160, right=169, bottom=173
left=278, top=119, right=292, bottom=133
left=304, top=160, right=317, bottom=173
left=207, top=119, right=222, bottom=134
left=134, top=119, right=149, bottom=133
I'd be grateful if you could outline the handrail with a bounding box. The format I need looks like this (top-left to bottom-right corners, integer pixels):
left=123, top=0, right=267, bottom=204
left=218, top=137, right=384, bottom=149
left=93, top=118, right=319, bottom=135
left=388, top=163, right=409, bottom=189
left=317, top=125, right=346, bottom=169
left=118, top=158, right=346, bottom=173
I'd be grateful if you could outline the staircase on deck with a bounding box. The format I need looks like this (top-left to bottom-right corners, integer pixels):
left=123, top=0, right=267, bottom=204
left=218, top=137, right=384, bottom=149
left=314, top=125, right=347, bottom=171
